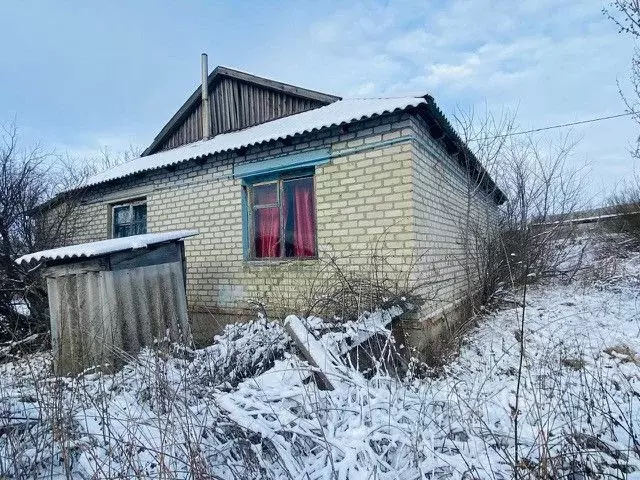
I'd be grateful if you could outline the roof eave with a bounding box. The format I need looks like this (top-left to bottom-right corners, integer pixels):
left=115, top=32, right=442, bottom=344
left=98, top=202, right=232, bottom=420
left=417, top=98, right=507, bottom=206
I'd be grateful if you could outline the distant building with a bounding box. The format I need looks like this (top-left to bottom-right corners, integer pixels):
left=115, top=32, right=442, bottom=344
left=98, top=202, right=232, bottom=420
left=533, top=204, right=640, bottom=234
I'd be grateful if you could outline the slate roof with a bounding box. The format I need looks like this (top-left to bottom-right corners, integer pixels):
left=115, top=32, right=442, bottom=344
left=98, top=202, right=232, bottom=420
left=84, top=96, right=428, bottom=188
left=16, top=230, right=199, bottom=265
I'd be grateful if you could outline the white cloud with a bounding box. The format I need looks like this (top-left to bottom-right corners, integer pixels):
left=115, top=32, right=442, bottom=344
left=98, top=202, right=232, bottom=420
left=350, top=81, right=377, bottom=97
left=5, top=0, right=633, bottom=202
left=423, top=55, right=482, bottom=87
left=386, top=29, right=435, bottom=56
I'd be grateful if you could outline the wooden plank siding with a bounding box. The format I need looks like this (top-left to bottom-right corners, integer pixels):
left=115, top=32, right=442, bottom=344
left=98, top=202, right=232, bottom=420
left=156, top=76, right=328, bottom=152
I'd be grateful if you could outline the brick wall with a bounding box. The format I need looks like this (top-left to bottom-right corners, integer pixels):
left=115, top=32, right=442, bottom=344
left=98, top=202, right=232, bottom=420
left=61, top=111, right=499, bottom=345
left=409, top=114, right=499, bottom=314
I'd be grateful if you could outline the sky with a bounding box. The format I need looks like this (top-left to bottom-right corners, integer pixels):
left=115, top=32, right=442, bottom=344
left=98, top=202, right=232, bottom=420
left=0, top=0, right=637, bottom=203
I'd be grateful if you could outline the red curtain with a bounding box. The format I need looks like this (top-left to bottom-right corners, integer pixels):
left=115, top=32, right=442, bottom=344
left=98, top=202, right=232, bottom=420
left=285, top=178, right=315, bottom=257
left=254, top=207, right=280, bottom=257
left=253, top=178, right=315, bottom=258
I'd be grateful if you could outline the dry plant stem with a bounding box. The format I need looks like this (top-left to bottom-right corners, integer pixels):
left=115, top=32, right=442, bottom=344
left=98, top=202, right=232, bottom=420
left=513, top=265, right=529, bottom=479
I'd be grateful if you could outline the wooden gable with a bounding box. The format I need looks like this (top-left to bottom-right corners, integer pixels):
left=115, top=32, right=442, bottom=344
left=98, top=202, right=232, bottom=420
left=143, top=66, right=340, bottom=156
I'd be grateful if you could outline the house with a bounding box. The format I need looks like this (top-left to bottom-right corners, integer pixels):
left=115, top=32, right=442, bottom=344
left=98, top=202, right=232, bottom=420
left=53, top=61, right=505, bottom=347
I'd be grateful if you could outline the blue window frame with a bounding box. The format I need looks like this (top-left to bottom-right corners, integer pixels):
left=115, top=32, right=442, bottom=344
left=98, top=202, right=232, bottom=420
left=242, top=169, right=317, bottom=260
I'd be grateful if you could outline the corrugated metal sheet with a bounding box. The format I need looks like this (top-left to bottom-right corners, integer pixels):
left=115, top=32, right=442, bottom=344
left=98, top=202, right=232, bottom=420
left=82, top=96, right=427, bottom=189
left=16, top=230, right=198, bottom=265
left=111, top=262, right=189, bottom=357
left=45, top=243, right=191, bottom=375
left=157, top=76, right=325, bottom=152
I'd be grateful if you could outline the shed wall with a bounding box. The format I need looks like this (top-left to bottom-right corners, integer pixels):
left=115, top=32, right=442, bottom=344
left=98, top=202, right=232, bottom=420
left=46, top=253, right=190, bottom=375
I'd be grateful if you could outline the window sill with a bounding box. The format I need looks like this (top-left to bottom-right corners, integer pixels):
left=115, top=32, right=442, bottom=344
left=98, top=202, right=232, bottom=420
left=243, top=257, right=319, bottom=267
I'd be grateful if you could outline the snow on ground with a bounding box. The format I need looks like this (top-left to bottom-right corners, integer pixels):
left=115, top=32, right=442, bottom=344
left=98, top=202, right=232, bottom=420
left=1, top=240, right=640, bottom=478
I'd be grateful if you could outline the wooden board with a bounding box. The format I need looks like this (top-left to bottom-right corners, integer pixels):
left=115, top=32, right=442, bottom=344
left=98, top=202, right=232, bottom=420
left=284, top=316, right=342, bottom=391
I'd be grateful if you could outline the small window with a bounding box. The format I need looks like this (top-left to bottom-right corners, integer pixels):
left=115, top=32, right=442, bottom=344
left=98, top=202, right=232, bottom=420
left=112, top=200, right=147, bottom=238
left=246, top=174, right=316, bottom=259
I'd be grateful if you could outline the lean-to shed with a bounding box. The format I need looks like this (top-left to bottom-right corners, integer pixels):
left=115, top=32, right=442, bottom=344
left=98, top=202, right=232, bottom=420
left=16, top=230, right=198, bottom=375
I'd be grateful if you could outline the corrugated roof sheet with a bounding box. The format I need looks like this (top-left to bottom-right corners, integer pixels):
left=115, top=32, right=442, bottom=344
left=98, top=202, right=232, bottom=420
left=83, top=96, right=427, bottom=188
left=16, top=230, right=199, bottom=265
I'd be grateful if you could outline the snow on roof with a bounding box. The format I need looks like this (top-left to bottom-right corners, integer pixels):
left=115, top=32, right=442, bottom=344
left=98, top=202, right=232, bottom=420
left=83, top=96, right=427, bottom=188
left=15, top=230, right=199, bottom=265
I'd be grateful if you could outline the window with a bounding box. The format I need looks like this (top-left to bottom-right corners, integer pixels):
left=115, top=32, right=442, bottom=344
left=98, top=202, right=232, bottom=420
left=112, top=200, right=147, bottom=238
left=246, top=174, right=316, bottom=259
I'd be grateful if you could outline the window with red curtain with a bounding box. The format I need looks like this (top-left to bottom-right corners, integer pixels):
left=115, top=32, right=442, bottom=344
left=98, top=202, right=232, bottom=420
left=249, top=175, right=316, bottom=259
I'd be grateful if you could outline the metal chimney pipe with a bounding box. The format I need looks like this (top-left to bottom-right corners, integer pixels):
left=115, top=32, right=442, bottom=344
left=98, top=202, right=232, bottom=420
left=201, top=53, right=211, bottom=140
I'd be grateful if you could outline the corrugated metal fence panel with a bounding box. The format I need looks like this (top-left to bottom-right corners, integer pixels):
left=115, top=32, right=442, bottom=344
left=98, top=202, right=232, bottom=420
left=47, top=261, right=191, bottom=375
left=47, top=271, right=117, bottom=375
left=111, top=262, right=190, bottom=351
left=157, top=76, right=325, bottom=152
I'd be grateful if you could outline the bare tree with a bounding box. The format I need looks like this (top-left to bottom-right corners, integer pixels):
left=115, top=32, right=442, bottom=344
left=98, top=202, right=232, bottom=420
left=449, top=103, right=587, bottom=478
left=493, top=133, right=586, bottom=477
left=0, top=122, right=56, bottom=341
left=56, top=143, right=141, bottom=189
left=499, top=134, right=586, bottom=284
left=604, top=171, right=640, bottom=249
left=604, top=0, right=640, bottom=36
left=0, top=122, right=118, bottom=347
left=452, top=105, right=518, bottom=303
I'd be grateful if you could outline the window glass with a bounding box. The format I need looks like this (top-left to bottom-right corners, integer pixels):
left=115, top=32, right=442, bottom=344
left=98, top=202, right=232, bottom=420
left=253, top=183, right=278, bottom=206
left=133, top=204, right=147, bottom=223
left=131, top=222, right=146, bottom=236
left=248, top=175, right=316, bottom=260
left=283, top=177, right=315, bottom=257
left=113, top=201, right=147, bottom=238
left=114, top=206, right=131, bottom=225
left=114, top=224, right=130, bottom=238
left=254, top=207, right=281, bottom=258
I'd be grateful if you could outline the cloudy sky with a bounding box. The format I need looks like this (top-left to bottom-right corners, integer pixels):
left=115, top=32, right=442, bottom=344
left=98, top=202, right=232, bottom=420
left=0, top=1, right=637, bottom=202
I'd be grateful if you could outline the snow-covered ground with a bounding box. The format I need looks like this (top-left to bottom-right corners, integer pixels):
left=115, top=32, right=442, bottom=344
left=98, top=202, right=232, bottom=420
left=1, top=239, right=640, bottom=479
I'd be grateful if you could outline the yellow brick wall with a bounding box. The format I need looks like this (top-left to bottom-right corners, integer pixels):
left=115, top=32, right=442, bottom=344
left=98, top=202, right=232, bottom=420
left=65, top=115, right=417, bottom=334
left=409, top=115, right=499, bottom=314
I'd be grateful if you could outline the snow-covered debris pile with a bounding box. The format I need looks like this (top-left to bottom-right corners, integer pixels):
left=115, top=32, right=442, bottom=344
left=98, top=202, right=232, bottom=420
left=184, top=316, right=290, bottom=390
left=1, top=247, right=640, bottom=478
left=318, top=305, right=403, bottom=355
left=0, top=308, right=403, bottom=478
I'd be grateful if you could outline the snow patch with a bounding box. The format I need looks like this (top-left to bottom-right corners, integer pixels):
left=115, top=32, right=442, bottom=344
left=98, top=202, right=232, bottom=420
left=1, top=246, right=640, bottom=477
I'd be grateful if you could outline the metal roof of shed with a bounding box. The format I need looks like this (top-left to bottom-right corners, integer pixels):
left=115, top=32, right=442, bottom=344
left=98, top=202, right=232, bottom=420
left=16, top=230, right=199, bottom=265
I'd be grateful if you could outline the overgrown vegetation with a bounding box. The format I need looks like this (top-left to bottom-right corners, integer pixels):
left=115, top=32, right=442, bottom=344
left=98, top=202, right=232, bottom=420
left=451, top=105, right=587, bottom=311
left=0, top=122, right=70, bottom=347
left=605, top=172, right=640, bottom=249
left=1, top=234, right=639, bottom=478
